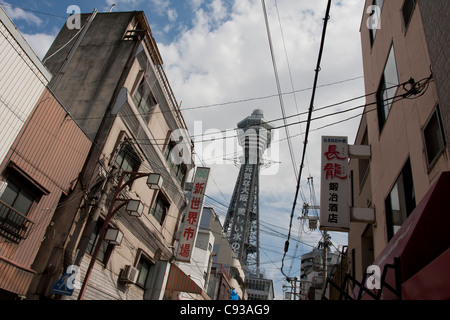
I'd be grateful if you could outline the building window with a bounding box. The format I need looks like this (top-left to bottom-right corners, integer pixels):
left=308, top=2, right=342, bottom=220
left=358, top=129, right=370, bottom=189
left=402, top=0, right=417, bottom=30
left=114, top=143, right=141, bottom=182
left=385, top=158, right=416, bottom=240
left=369, top=0, right=384, bottom=45
left=164, top=140, right=187, bottom=185
left=0, top=180, right=35, bottom=239
left=423, top=106, right=446, bottom=169
left=86, top=219, right=113, bottom=264
left=377, top=44, right=399, bottom=132
left=132, top=78, right=157, bottom=122
left=150, top=193, right=169, bottom=225
left=136, top=254, right=153, bottom=287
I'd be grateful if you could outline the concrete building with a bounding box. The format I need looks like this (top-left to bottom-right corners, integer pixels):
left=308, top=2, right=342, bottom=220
left=246, top=277, right=274, bottom=300
left=200, top=207, right=247, bottom=300
left=175, top=228, right=215, bottom=300
left=26, top=10, right=197, bottom=300
left=0, top=7, right=91, bottom=299
left=346, top=0, right=450, bottom=299
left=299, top=245, right=341, bottom=300
left=163, top=206, right=248, bottom=300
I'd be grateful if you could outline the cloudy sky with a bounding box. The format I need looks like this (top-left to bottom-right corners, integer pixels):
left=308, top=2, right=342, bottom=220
left=1, top=0, right=368, bottom=299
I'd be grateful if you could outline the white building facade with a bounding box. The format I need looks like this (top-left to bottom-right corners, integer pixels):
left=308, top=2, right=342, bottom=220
left=0, top=6, right=52, bottom=165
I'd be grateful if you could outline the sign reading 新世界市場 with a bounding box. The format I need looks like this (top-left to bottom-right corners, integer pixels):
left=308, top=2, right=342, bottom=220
left=176, top=167, right=210, bottom=262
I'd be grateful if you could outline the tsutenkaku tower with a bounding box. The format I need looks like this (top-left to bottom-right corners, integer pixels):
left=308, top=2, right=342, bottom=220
left=223, top=109, right=273, bottom=276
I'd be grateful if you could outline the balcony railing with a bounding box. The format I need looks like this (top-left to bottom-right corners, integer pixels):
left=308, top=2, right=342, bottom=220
left=0, top=200, right=34, bottom=240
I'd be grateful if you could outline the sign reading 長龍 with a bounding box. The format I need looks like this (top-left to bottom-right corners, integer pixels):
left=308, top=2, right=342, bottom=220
left=319, top=136, right=350, bottom=232
left=176, top=167, right=210, bottom=262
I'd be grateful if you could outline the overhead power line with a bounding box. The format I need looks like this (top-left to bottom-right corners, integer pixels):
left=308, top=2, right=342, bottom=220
left=262, top=0, right=299, bottom=182
left=135, top=75, right=429, bottom=146
left=132, top=78, right=406, bottom=145
left=281, top=0, right=333, bottom=278
left=174, top=76, right=363, bottom=112
left=0, top=2, right=66, bottom=19
left=73, top=75, right=364, bottom=121
left=274, top=0, right=312, bottom=180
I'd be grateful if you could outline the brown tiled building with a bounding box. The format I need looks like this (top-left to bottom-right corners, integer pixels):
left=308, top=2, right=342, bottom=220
left=0, top=7, right=91, bottom=299
left=0, top=87, right=91, bottom=298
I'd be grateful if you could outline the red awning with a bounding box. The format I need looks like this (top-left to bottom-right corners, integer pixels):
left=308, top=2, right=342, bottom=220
left=358, top=171, right=450, bottom=300
left=165, top=263, right=210, bottom=300
left=402, top=248, right=450, bottom=300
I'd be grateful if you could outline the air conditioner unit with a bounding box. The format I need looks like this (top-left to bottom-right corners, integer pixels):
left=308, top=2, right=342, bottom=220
left=120, top=265, right=139, bottom=284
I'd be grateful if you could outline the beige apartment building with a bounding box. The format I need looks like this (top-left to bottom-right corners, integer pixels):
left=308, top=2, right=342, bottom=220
left=24, top=11, right=204, bottom=300
left=347, top=0, right=449, bottom=299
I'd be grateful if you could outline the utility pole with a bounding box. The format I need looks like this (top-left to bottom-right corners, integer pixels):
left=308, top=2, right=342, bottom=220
left=284, top=277, right=300, bottom=300
left=77, top=170, right=163, bottom=300
left=73, top=167, right=118, bottom=268
left=322, top=231, right=331, bottom=298
left=323, top=231, right=327, bottom=285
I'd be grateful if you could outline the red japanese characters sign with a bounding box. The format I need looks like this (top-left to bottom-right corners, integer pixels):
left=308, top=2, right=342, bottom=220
left=176, top=167, right=210, bottom=262
left=319, top=137, right=350, bottom=232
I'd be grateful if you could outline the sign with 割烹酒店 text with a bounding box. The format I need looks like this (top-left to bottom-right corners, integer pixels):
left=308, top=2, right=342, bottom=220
left=319, top=136, right=349, bottom=232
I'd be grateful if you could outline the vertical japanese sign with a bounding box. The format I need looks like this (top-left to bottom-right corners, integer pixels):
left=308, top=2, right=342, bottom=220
left=319, top=136, right=350, bottom=232
left=176, top=167, right=210, bottom=262
left=229, top=164, right=255, bottom=259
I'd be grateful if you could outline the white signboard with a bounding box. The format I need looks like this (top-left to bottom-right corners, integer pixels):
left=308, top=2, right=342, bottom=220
left=176, top=167, right=210, bottom=262
left=319, top=136, right=350, bottom=232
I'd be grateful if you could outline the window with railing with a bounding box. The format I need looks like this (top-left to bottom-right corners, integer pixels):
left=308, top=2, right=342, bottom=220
left=150, top=193, right=169, bottom=225
left=86, top=219, right=113, bottom=264
left=136, top=254, right=154, bottom=288
left=0, top=181, right=35, bottom=240
left=114, top=143, right=142, bottom=182
left=164, top=140, right=187, bottom=185
left=132, top=78, right=158, bottom=122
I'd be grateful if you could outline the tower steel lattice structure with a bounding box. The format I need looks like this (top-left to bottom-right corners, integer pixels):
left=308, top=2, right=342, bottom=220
left=223, top=109, right=274, bottom=277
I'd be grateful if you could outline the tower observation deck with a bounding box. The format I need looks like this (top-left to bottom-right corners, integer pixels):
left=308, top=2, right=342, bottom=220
left=223, top=109, right=274, bottom=277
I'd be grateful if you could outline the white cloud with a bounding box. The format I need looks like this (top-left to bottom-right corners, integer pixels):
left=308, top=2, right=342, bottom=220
left=167, top=8, right=178, bottom=22
left=158, top=0, right=365, bottom=299
left=106, top=0, right=144, bottom=7
left=207, top=0, right=229, bottom=24
left=190, top=0, right=204, bottom=10
left=148, top=0, right=171, bottom=16
left=22, top=32, right=56, bottom=60
left=1, top=1, right=43, bottom=26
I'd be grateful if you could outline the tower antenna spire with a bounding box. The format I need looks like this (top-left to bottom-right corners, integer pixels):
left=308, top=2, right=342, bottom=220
left=223, top=109, right=273, bottom=277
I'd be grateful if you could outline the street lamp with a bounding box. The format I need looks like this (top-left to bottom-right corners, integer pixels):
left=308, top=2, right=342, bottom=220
left=126, top=199, right=144, bottom=217
left=77, top=170, right=163, bottom=300
left=146, top=173, right=163, bottom=190
left=104, top=228, right=124, bottom=246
